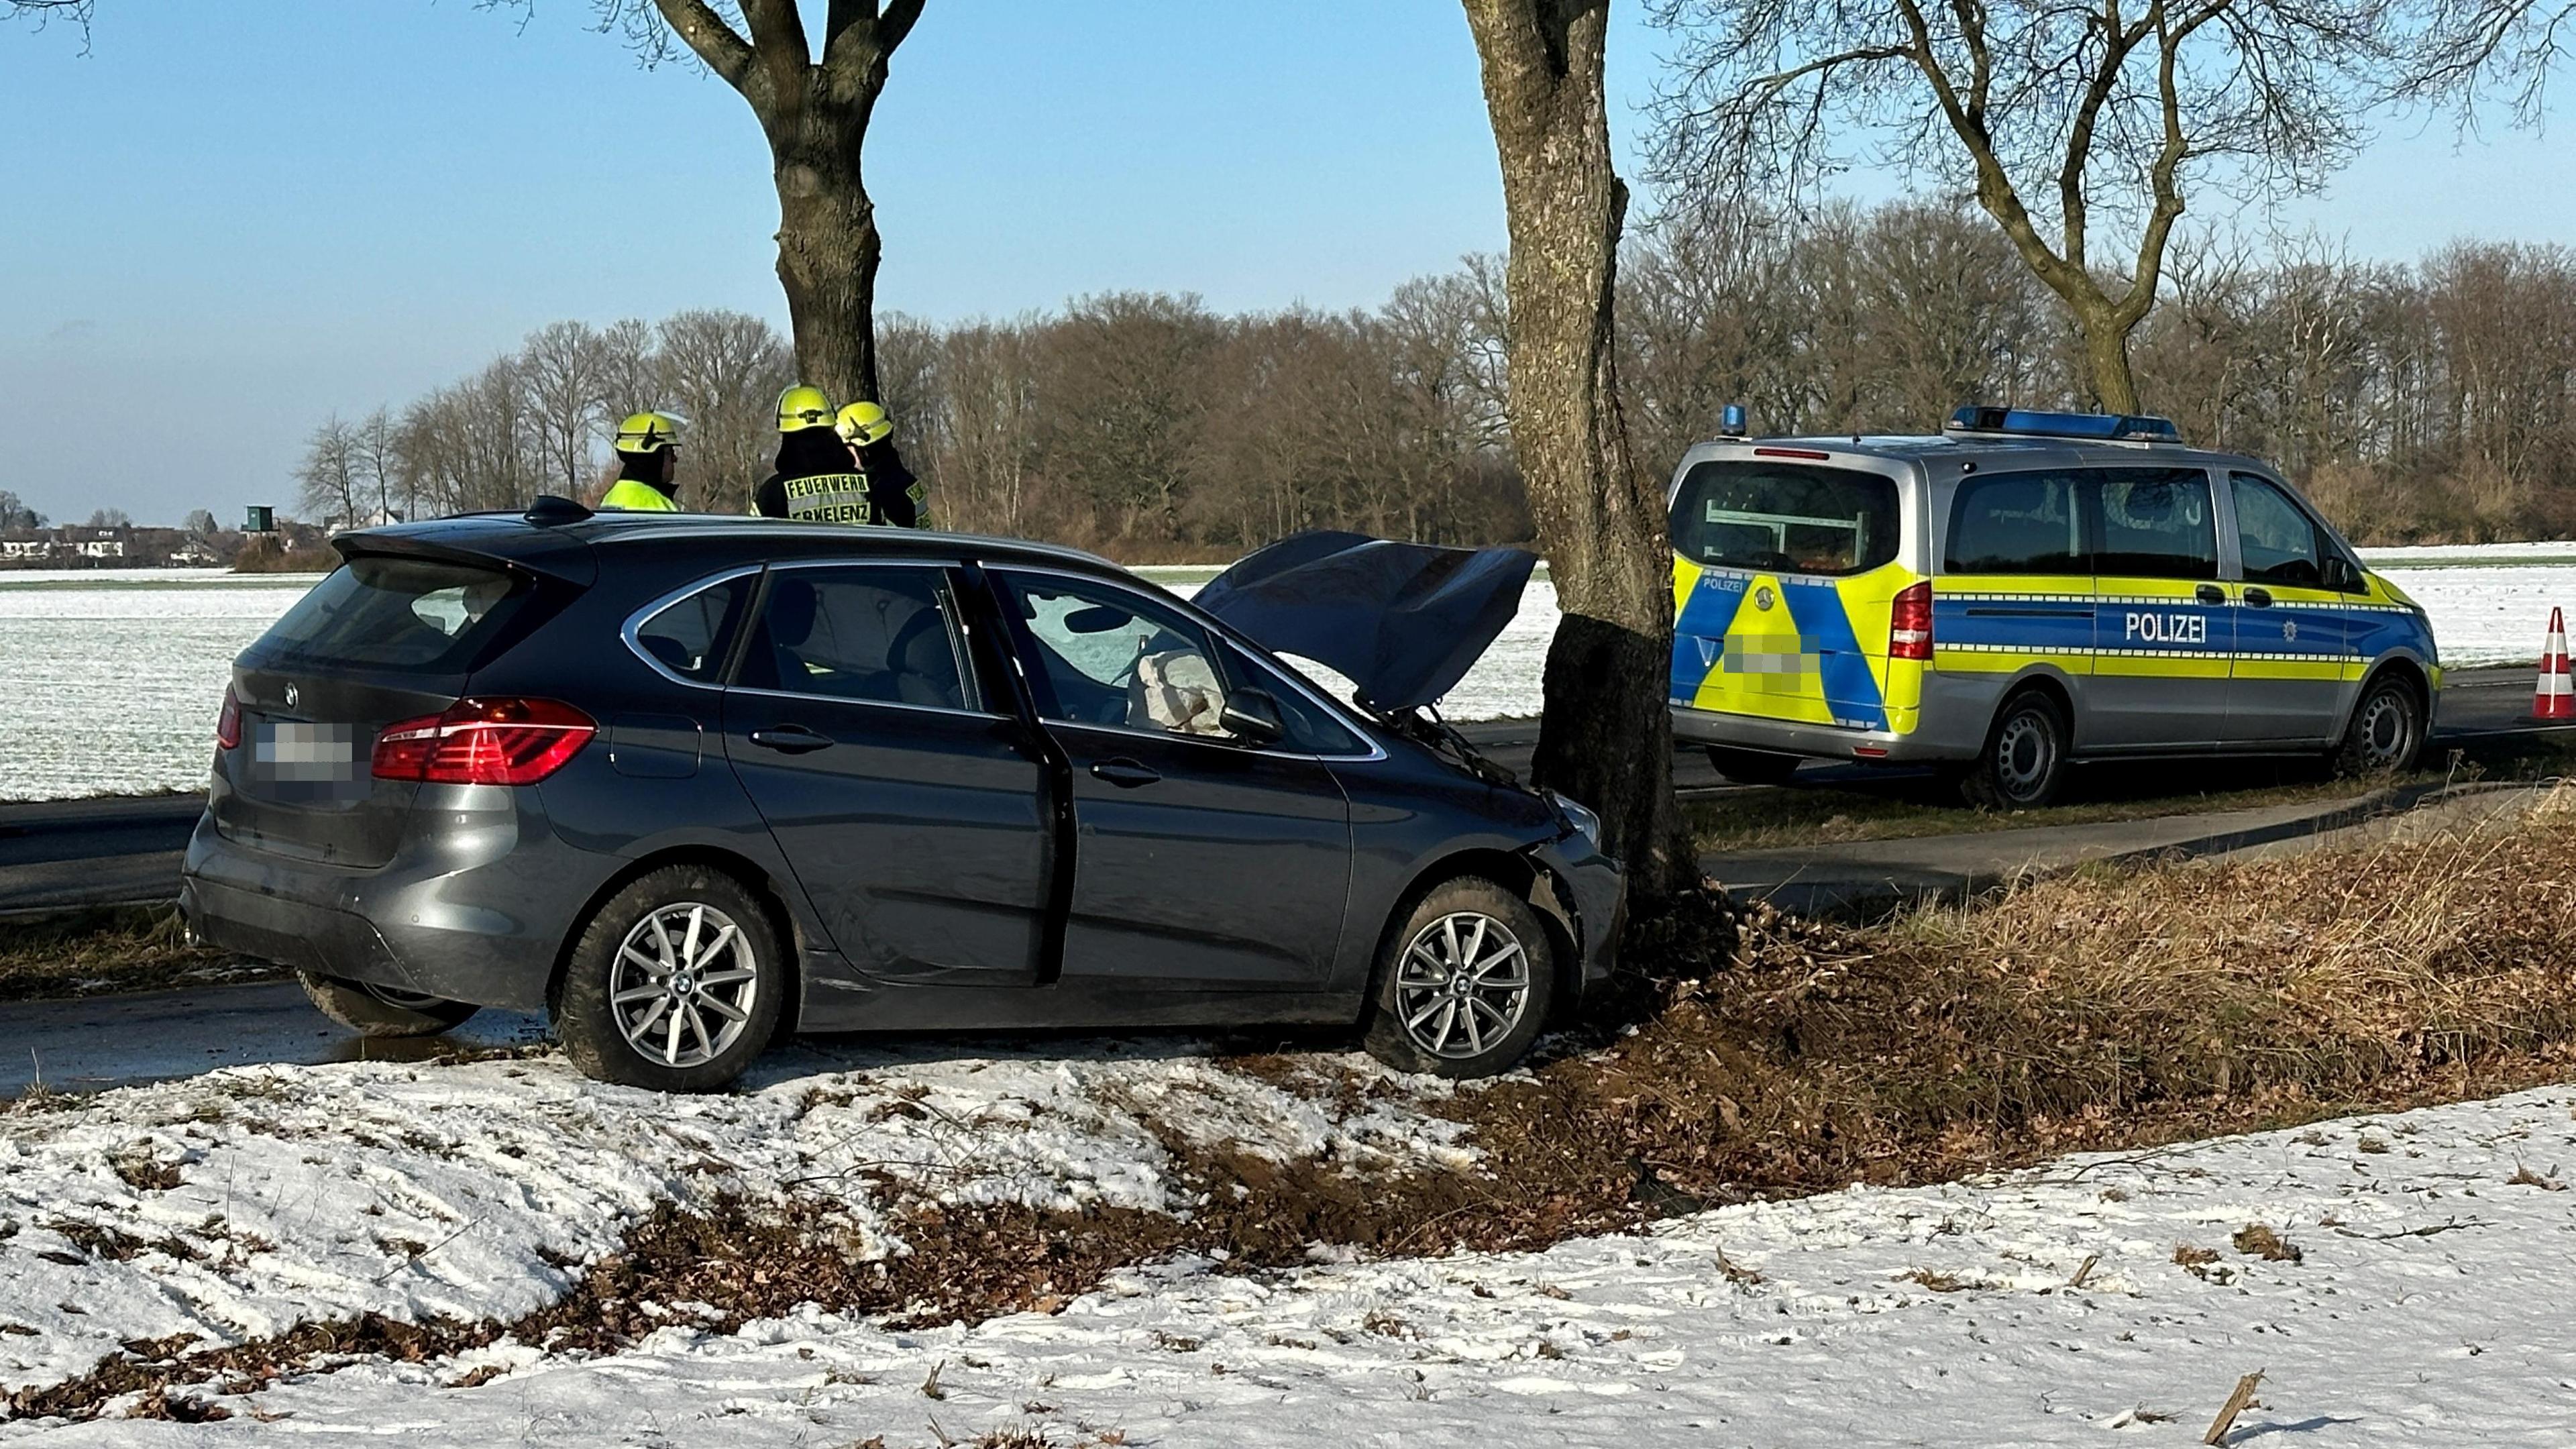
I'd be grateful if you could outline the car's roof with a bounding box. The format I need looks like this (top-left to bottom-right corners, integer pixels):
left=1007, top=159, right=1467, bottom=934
left=1674, top=431, right=2275, bottom=476
left=340, top=511, right=1130, bottom=580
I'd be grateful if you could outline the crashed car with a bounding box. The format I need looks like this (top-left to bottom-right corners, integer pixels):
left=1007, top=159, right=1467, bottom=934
left=179, top=506, right=1622, bottom=1090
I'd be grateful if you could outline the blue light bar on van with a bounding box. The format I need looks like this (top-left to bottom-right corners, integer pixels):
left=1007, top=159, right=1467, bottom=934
left=1947, top=406, right=2180, bottom=443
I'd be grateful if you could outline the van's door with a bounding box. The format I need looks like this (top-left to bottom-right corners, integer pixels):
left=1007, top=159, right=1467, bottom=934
left=2085, top=468, right=2233, bottom=749
left=2221, top=472, right=2355, bottom=743
left=1668, top=456, right=1917, bottom=734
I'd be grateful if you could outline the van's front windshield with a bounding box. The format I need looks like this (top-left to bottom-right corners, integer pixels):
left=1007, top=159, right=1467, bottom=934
left=1668, top=460, right=1900, bottom=577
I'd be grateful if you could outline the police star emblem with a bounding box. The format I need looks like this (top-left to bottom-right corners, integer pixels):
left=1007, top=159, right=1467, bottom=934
left=2284, top=619, right=2298, bottom=641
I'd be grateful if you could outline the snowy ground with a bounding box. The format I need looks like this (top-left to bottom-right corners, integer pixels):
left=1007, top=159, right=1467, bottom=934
left=0, top=546, right=2562, bottom=800
left=3, top=1046, right=2568, bottom=1444
left=0, top=1041, right=1464, bottom=1404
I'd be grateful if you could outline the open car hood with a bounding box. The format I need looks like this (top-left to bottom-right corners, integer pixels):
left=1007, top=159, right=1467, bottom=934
left=1192, top=531, right=1538, bottom=712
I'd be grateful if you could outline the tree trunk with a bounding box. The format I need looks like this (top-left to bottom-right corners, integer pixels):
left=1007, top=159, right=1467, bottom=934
left=1460, top=0, right=1687, bottom=898
left=2081, top=309, right=2144, bottom=414
left=773, top=105, right=883, bottom=405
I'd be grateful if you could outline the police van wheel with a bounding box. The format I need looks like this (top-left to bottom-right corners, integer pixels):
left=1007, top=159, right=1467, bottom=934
left=2334, top=673, right=2425, bottom=777
left=1705, top=747, right=1802, bottom=786
left=1962, top=691, right=2069, bottom=810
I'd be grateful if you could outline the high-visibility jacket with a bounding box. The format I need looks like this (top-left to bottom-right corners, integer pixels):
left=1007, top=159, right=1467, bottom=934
left=600, top=478, right=680, bottom=513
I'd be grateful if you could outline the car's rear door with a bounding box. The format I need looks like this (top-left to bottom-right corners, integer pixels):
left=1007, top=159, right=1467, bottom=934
left=986, top=567, right=1352, bottom=990
left=720, top=561, right=1053, bottom=985
left=2221, top=471, right=2355, bottom=743
left=2086, top=467, right=2233, bottom=749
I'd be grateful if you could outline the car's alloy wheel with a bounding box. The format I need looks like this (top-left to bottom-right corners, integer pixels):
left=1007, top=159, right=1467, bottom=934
left=607, top=902, right=761, bottom=1071
left=557, top=865, right=786, bottom=1091
left=1392, top=910, right=1533, bottom=1061
left=1362, top=875, right=1558, bottom=1079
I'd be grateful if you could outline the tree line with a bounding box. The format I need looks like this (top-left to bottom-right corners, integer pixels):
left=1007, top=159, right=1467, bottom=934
left=298, top=203, right=2576, bottom=552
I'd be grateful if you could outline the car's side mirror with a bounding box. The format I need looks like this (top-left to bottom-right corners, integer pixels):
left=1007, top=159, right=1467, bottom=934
left=1220, top=688, right=1285, bottom=746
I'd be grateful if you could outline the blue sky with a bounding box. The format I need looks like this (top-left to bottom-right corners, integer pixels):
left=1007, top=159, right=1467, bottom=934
left=0, top=1, right=2565, bottom=526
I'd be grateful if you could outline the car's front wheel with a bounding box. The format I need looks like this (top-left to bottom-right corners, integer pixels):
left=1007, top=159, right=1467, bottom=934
left=298, top=972, right=480, bottom=1038
left=555, top=865, right=786, bottom=1092
left=1360, top=877, right=1557, bottom=1079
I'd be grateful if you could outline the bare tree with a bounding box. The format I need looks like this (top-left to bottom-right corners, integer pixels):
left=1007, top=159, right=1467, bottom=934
left=519, top=320, right=613, bottom=496
left=182, top=508, right=220, bottom=535
left=655, top=307, right=796, bottom=512
left=296, top=417, right=364, bottom=528
left=83, top=507, right=129, bottom=529
left=1460, top=0, right=1684, bottom=895
left=0, top=490, right=42, bottom=530
left=1648, top=0, right=2423, bottom=413
left=592, top=0, right=924, bottom=404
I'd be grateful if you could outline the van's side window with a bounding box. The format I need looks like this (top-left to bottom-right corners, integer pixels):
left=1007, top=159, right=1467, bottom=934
left=2089, top=468, right=2217, bottom=580
left=2231, top=473, right=2327, bottom=588
left=1945, top=472, right=2086, bottom=574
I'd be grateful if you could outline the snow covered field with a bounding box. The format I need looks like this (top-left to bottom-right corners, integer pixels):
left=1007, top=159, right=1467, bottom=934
left=1, top=1038, right=2568, bottom=1444
left=0, top=547, right=2559, bottom=801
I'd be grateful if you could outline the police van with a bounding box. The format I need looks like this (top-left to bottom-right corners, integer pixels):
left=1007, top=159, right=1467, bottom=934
left=1666, top=407, right=2440, bottom=808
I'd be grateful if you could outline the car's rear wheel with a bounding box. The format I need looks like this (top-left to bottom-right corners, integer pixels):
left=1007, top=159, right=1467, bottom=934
left=1705, top=746, right=1803, bottom=786
left=298, top=972, right=480, bottom=1038
left=1360, top=877, right=1556, bottom=1079
left=1960, top=689, right=2070, bottom=810
left=2334, top=672, right=2426, bottom=777
left=555, top=865, right=786, bottom=1092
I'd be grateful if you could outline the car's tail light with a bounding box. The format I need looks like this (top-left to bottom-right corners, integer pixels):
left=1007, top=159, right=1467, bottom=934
left=1889, top=581, right=1933, bottom=661
left=372, top=698, right=596, bottom=785
left=215, top=686, right=242, bottom=751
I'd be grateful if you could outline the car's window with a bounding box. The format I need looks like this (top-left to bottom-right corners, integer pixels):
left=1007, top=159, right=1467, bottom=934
left=735, top=567, right=973, bottom=710
left=255, top=556, right=527, bottom=674
left=1216, top=639, right=1371, bottom=755
left=998, top=572, right=1239, bottom=738
left=633, top=577, right=746, bottom=683
left=1668, top=460, right=1900, bottom=576
left=2231, top=473, right=2326, bottom=588
left=2088, top=468, right=2217, bottom=580
left=1945, top=471, right=2086, bottom=574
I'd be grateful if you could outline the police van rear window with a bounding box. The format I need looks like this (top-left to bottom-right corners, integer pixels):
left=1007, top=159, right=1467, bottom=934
left=1669, top=460, right=1899, bottom=578
left=253, top=556, right=531, bottom=675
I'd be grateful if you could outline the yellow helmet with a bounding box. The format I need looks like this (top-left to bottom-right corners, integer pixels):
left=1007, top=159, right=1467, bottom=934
left=776, top=384, right=834, bottom=432
left=836, top=400, right=893, bottom=447
left=612, top=411, right=683, bottom=454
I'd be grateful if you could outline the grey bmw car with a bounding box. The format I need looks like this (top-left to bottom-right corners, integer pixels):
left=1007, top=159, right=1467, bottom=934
left=180, top=506, right=1622, bottom=1091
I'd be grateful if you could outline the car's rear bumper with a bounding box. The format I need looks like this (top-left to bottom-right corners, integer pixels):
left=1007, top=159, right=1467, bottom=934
left=178, top=788, right=598, bottom=1012
left=1670, top=703, right=1956, bottom=763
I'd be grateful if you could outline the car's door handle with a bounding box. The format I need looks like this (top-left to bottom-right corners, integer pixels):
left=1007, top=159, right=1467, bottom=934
left=2243, top=586, right=2273, bottom=607
left=748, top=724, right=833, bottom=755
left=1089, top=758, right=1161, bottom=788
left=2195, top=583, right=2226, bottom=605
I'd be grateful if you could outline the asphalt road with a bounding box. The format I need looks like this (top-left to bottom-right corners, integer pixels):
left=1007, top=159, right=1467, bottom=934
left=0, top=665, right=2554, bottom=917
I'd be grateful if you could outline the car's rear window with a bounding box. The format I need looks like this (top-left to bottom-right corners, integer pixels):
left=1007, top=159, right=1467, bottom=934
left=255, top=555, right=529, bottom=674
left=1670, top=460, right=1900, bottom=576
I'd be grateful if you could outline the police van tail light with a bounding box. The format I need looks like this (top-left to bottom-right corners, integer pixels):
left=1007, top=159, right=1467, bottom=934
left=1889, top=582, right=1933, bottom=661
left=372, top=698, right=596, bottom=786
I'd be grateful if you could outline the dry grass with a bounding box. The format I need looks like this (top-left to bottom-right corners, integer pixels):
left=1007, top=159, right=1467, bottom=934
left=0, top=907, right=280, bottom=1004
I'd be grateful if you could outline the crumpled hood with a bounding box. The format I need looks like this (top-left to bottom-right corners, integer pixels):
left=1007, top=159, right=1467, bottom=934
left=1192, top=530, right=1538, bottom=712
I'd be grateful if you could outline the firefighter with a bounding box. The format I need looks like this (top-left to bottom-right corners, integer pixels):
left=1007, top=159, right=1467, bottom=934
left=597, top=412, right=684, bottom=512
left=752, top=386, right=866, bottom=523
left=834, top=400, right=928, bottom=529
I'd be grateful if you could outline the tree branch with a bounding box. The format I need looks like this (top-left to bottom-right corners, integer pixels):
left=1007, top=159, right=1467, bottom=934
left=645, top=0, right=754, bottom=88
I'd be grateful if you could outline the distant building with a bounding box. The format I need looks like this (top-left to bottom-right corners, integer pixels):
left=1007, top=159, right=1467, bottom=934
left=0, top=531, right=56, bottom=562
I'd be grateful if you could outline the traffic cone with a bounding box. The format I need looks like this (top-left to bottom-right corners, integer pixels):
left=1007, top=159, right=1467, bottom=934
left=2537, top=608, right=2574, bottom=720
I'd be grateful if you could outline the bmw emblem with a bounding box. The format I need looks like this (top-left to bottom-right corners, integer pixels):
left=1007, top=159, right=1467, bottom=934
left=1754, top=586, right=1776, bottom=612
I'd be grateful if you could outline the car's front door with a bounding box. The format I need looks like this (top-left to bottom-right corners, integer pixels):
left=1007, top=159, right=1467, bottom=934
left=722, top=562, right=1052, bottom=985
left=2222, top=471, right=2354, bottom=743
left=989, top=568, right=1352, bottom=990
left=2086, top=467, right=2233, bottom=749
